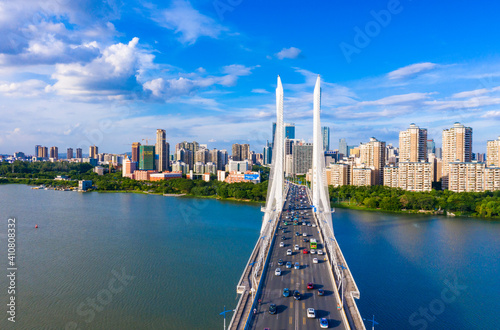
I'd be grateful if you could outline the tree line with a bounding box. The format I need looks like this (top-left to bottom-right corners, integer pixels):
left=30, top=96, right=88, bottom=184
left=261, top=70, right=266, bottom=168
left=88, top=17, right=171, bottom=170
left=329, top=185, right=500, bottom=218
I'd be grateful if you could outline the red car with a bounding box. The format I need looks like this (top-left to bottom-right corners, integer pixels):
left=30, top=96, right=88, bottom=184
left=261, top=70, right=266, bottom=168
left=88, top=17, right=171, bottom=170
left=302, top=249, right=309, bottom=254
left=307, top=282, right=314, bottom=290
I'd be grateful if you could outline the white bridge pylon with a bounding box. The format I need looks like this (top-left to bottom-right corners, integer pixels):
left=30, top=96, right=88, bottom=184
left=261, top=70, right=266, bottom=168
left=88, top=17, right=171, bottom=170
left=261, top=76, right=285, bottom=233
left=261, top=75, right=333, bottom=236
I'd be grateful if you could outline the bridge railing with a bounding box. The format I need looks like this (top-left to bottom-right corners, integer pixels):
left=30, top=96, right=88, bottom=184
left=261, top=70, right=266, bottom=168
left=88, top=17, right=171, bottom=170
left=306, top=186, right=366, bottom=330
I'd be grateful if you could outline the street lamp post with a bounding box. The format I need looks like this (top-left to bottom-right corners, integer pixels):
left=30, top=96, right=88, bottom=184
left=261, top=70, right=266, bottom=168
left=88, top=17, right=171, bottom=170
left=363, top=315, right=379, bottom=330
left=219, top=305, right=235, bottom=330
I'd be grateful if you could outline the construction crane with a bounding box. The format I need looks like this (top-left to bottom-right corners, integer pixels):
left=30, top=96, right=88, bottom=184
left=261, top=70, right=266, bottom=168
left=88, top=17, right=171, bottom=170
left=142, top=138, right=154, bottom=145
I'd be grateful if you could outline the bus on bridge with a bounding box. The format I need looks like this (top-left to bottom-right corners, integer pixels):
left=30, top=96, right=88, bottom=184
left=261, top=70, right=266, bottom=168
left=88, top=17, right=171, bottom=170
left=310, top=238, right=317, bottom=249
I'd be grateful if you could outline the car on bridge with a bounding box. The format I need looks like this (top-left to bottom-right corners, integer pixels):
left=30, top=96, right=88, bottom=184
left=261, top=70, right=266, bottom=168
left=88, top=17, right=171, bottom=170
left=295, top=232, right=300, bottom=236
left=313, top=258, right=318, bottom=264
left=307, top=308, right=316, bottom=318
left=318, top=289, right=324, bottom=296
left=294, top=244, right=299, bottom=250
left=280, top=241, right=284, bottom=247
left=293, top=290, right=301, bottom=300
left=318, top=250, right=323, bottom=255
left=320, top=317, right=328, bottom=328
left=283, top=288, right=290, bottom=297
left=277, top=259, right=283, bottom=265
left=310, top=249, right=316, bottom=254
left=286, top=261, right=292, bottom=268
left=287, top=249, right=292, bottom=256
left=269, top=304, right=277, bottom=315
left=307, top=282, right=314, bottom=289
left=275, top=268, right=281, bottom=276
left=294, top=262, right=300, bottom=269
left=303, top=232, right=307, bottom=237
left=302, top=249, right=309, bottom=254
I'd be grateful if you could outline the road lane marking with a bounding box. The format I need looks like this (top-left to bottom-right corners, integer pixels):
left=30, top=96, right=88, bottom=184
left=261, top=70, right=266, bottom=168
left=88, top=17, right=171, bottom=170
left=302, top=302, right=305, bottom=310
left=303, top=316, right=306, bottom=325
left=290, top=301, right=293, bottom=308
left=289, top=316, right=293, bottom=325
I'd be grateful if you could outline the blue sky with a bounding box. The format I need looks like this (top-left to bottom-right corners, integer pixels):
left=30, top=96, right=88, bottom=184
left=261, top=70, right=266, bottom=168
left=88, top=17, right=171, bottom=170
left=1, top=0, right=500, bottom=155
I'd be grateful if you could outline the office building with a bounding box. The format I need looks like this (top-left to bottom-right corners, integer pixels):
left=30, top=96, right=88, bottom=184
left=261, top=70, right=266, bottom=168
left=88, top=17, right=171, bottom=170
left=89, top=145, right=98, bottom=159
left=322, top=126, right=330, bottom=151
left=285, top=123, right=295, bottom=139
left=263, top=141, right=272, bottom=165
left=139, top=145, right=155, bottom=170
left=37, top=146, right=48, bottom=158
left=76, top=148, right=82, bottom=159
left=227, top=160, right=249, bottom=172
left=486, top=136, right=500, bottom=167
left=155, top=129, right=169, bottom=172
left=35, top=145, right=41, bottom=157
left=339, top=138, right=348, bottom=157
left=67, top=148, right=73, bottom=159
left=360, top=137, right=386, bottom=185
left=399, top=123, right=427, bottom=162
left=50, top=146, right=58, bottom=160
left=131, top=142, right=141, bottom=163
left=442, top=122, right=473, bottom=189
left=272, top=122, right=295, bottom=147
left=427, top=139, right=436, bottom=156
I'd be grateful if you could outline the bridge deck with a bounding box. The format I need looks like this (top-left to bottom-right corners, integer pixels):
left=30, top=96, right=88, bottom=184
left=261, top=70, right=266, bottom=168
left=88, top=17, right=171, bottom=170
left=232, top=184, right=355, bottom=329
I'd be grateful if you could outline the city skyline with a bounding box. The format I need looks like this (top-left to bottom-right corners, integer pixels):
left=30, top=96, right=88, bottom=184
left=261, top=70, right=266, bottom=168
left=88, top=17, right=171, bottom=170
left=1, top=1, right=500, bottom=154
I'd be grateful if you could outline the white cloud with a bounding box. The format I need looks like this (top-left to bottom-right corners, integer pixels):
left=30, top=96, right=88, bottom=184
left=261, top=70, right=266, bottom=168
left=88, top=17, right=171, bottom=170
left=0, top=79, right=48, bottom=97
left=452, top=86, right=500, bottom=98
left=252, top=89, right=270, bottom=94
left=155, top=0, right=226, bottom=45
left=275, top=47, right=302, bottom=60
left=481, top=110, right=500, bottom=118
left=388, top=62, right=437, bottom=80
left=47, top=38, right=154, bottom=99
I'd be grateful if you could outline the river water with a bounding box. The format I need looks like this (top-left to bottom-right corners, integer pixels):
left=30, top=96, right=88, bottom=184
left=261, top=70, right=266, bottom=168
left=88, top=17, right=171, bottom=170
left=0, top=184, right=498, bottom=329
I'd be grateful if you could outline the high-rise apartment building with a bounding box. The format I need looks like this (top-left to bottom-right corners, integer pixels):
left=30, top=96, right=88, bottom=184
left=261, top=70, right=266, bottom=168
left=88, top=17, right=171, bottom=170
left=352, top=168, right=372, bottom=186
left=49, top=146, right=58, bottom=160
left=398, top=162, right=432, bottom=192
left=326, top=163, right=350, bottom=187
left=321, top=126, right=330, bottom=152
left=139, top=145, right=155, bottom=170
left=155, top=129, right=169, bottom=172
left=176, top=141, right=199, bottom=154
left=448, top=162, right=484, bottom=192
left=195, top=148, right=209, bottom=164
left=131, top=142, right=141, bottom=163
left=67, top=148, right=73, bottom=159
left=360, top=137, right=386, bottom=185
left=292, top=142, right=313, bottom=175
left=442, top=122, right=473, bottom=189
left=232, top=143, right=250, bottom=161
left=486, top=136, right=500, bottom=167
left=484, top=167, right=500, bottom=191
left=89, top=145, right=98, bottom=159
left=76, top=148, right=82, bottom=159
left=37, top=146, right=48, bottom=158
left=399, top=123, right=428, bottom=162
left=35, top=145, right=41, bottom=157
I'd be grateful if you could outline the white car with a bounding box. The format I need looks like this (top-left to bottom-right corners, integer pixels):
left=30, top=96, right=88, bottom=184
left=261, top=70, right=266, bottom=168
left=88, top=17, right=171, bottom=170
left=318, top=250, right=323, bottom=255
left=303, top=233, right=307, bottom=237
left=294, top=244, right=299, bottom=250
left=310, top=249, right=316, bottom=255
left=302, top=222, right=306, bottom=226
left=312, top=224, right=317, bottom=227
left=280, top=241, right=284, bottom=247
left=313, top=258, right=318, bottom=264
left=287, top=249, right=292, bottom=256
left=275, top=268, right=281, bottom=276
left=307, top=308, right=315, bottom=318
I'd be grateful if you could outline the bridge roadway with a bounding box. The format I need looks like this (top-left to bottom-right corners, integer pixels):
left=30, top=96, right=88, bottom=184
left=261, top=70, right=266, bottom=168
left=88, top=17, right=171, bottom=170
left=249, top=185, right=347, bottom=330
